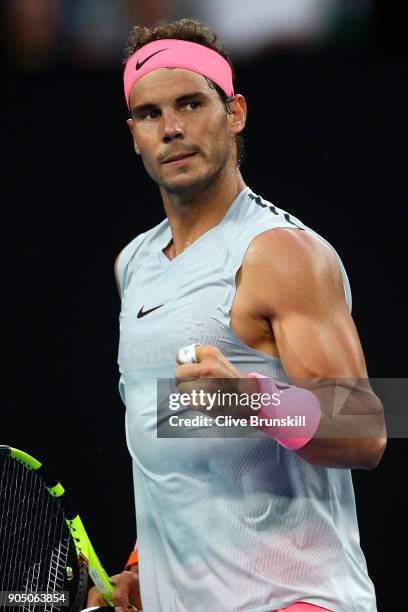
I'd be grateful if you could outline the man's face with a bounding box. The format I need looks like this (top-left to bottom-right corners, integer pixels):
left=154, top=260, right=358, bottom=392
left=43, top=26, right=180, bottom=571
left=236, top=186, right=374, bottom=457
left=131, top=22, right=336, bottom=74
left=127, top=68, right=237, bottom=195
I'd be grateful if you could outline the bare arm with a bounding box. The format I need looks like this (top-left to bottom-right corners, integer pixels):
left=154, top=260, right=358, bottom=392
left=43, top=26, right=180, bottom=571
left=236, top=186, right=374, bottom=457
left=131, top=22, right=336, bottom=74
left=241, top=228, right=387, bottom=469
left=114, top=251, right=122, bottom=297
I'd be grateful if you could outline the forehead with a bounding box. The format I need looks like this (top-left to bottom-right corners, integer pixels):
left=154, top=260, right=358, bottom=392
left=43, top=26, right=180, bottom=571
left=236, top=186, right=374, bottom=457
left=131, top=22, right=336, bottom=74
left=129, top=68, right=217, bottom=108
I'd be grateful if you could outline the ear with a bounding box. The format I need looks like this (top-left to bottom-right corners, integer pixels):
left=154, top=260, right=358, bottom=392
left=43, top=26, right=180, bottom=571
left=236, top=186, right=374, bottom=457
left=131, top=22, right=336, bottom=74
left=227, top=94, right=247, bottom=137
left=126, top=118, right=141, bottom=155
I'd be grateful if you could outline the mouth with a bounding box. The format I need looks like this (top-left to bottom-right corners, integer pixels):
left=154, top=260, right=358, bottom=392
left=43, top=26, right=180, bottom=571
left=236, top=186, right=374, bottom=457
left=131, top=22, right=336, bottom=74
left=162, top=152, right=198, bottom=165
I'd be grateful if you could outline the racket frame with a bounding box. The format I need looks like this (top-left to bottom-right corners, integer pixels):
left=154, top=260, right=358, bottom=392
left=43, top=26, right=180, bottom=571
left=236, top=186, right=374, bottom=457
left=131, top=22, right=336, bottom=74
left=1, top=445, right=115, bottom=608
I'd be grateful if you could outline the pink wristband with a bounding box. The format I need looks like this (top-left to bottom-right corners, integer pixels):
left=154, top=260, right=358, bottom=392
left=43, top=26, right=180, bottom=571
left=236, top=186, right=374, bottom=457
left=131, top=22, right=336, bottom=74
left=248, top=373, right=321, bottom=450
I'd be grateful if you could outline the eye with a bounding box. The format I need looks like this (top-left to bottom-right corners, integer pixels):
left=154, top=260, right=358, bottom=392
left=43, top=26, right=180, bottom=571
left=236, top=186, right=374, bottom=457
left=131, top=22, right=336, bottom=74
left=145, top=109, right=160, bottom=120
left=183, top=101, right=201, bottom=110
left=134, top=109, right=160, bottom=121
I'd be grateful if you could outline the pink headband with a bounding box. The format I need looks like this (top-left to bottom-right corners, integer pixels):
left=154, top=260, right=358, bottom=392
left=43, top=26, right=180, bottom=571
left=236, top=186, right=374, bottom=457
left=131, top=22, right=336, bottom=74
left=123, top=39, right=234, bottom=109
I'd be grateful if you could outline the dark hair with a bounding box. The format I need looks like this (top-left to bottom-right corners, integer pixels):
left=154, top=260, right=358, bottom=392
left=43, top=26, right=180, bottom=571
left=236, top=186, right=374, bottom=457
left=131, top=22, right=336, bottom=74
left=123, top=18, right=245, bottom=167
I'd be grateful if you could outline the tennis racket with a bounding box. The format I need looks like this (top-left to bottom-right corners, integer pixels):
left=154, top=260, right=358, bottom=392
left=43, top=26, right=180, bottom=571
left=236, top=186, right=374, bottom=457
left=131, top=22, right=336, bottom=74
left=0, top=445, right=122, bottom=611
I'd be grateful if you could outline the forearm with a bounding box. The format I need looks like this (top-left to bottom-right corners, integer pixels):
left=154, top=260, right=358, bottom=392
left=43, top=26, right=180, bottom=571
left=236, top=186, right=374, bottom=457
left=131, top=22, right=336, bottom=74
left=293, top=380, right=387, bottom=469
left=295, top=433, right=386, bottom=469
left=244, top=375, right=387, bottom=470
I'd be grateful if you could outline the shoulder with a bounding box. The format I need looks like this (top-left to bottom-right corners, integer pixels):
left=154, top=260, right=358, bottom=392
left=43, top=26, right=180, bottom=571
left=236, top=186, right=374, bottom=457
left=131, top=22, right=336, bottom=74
left=115, top=231, right=147, bottom=267
left=114, top=218, right=169, bottom=297
left=114, top=232, right=147, bottom=298
left=242, top=228, right=345, bottom=313
left=236, top=189, right=306, bottom=232
left=247, top=227, right=340, bottom=270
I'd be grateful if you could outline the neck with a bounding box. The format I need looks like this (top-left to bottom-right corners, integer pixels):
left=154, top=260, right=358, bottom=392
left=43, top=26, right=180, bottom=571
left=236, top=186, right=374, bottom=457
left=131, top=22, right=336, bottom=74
left=161, top=167, right=246, bottom=260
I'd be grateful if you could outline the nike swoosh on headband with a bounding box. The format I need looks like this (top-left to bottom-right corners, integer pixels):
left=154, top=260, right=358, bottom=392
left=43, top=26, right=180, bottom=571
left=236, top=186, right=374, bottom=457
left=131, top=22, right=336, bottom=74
left=137, top=304, right=164, bottom=318
left=136, top=49, right=169, bottom=71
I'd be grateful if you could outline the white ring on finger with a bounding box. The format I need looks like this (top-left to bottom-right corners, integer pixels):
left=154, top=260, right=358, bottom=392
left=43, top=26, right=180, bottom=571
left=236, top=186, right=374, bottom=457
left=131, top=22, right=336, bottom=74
left=178, top=344, right=200, bottom=364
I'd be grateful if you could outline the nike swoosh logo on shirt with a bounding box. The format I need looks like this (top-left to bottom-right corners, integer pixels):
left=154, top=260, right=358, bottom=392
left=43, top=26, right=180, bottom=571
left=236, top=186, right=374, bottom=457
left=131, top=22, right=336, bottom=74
left=137, top=304, right=164, bottom=318
left=136, top=49, right=168, bottom=71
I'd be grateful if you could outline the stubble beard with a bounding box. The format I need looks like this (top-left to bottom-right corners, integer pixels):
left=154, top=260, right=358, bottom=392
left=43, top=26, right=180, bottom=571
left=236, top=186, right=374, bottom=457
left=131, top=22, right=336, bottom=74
left=155, top=147, right=231, bottom=203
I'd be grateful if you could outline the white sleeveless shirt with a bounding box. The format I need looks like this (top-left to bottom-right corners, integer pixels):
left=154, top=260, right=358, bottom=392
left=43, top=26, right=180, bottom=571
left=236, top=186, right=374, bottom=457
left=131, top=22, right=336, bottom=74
left=117, top=187, right=376, bottom=612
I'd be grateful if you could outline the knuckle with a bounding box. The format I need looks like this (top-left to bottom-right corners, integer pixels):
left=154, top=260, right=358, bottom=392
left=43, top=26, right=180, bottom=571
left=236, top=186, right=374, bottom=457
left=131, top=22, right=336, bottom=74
left=204, top=345, right=218, bottom=358
left=112, top=590, right=126, bottom=606
left=199, top=364, right=213, bottom=377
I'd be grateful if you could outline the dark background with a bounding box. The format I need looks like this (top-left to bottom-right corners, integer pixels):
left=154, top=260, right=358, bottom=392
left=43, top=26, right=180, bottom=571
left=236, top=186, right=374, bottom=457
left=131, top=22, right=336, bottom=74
left=1, top=1, right=407, bottom=610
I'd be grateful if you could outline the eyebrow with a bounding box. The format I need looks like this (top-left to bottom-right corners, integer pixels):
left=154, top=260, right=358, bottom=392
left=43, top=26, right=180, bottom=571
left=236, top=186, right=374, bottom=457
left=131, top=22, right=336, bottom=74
left=131, top=91, right=209, bottom=116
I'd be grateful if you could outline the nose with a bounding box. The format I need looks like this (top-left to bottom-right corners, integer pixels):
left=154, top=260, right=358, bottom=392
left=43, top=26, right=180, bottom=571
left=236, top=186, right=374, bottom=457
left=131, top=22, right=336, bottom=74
left=162, top=110, right=184, bottom=143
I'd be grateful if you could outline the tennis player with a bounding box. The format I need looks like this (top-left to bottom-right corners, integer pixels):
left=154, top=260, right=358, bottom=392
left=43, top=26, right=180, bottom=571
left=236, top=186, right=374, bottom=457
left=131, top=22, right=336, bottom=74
left=87, top=18, right=386, bottom=612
